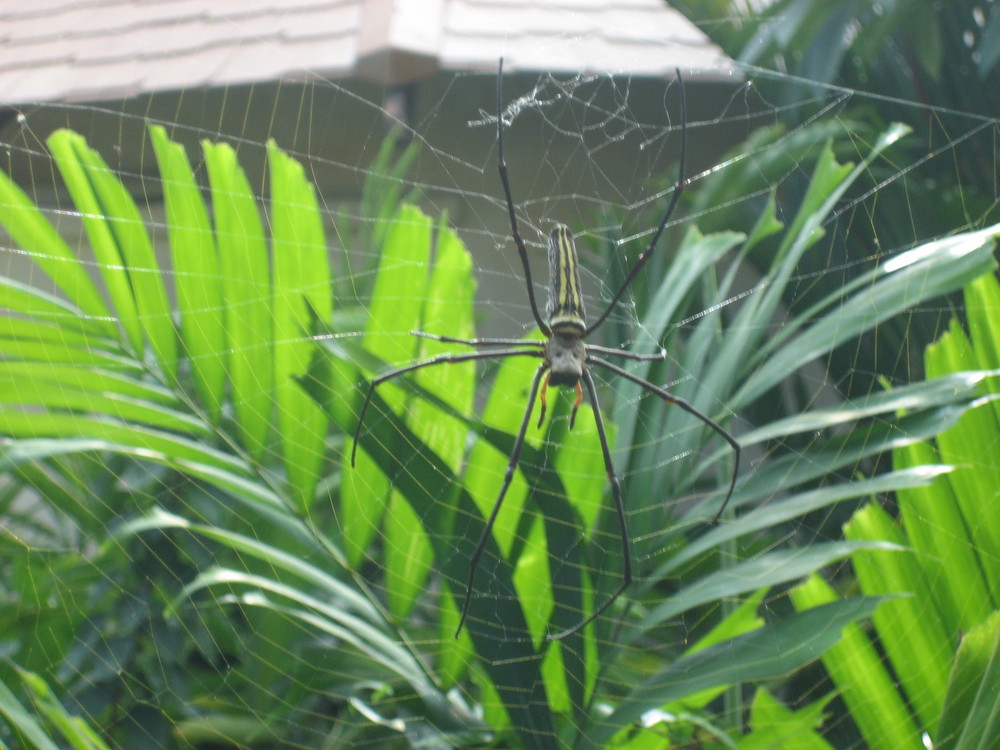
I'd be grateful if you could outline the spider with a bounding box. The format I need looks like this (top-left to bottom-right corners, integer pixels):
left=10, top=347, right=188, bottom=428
left=352, top=59, right=740, bottom=641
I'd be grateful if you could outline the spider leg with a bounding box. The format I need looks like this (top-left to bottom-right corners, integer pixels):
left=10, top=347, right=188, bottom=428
left=351, top=348, right=542, bottom=467
left=569, top=381, right=584, bottom=429
left=412, top=330, right=546, bottom=349
left=587, top=70, right=687, bottom=336
left=536, top=372, right=550, bottom=428
left=457, top=363, right=549, bottom=637
left=589, top=355, right=740, bottom=521
left=586, top=343, right=667, bottom=362
left=547, top=368, right=630, bottom=641
left=496, top=57, right=551, bottom=338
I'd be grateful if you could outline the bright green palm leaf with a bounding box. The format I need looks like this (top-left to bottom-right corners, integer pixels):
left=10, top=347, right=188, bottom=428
left=47, top=129, right=178, bottom=377
left=0, top=362, right=177, bottom=403
left=385, top=218, right=475, bottom=619
left=965, top=271, right=1000, bottom=400
left=0, top=277, right=106, bottom=341
left=844, top=503, right=952, bottom=728
left=936, top=610, right=1000, bottom=750
left=0, top=163, right=113, bottom=336
left=895, top=440, right=993, bottom=632
left=790, top=574, right=923, bottom=750
left=148, top=125, right=226, bottom=422
left=268, top=140, right=330, bottom=511
left=342, top=205, right=432, bottom=569
left=0, top=376, right=210, bottom=437
left=925, top=323, right=1000, bottom=595
left=0, top=413, right=244, bottom=473
left=202, top=140, right=273, bottom=461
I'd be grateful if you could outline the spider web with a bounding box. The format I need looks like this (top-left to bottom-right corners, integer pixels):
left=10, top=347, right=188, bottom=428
left=2, top=9, right=999, bottom=750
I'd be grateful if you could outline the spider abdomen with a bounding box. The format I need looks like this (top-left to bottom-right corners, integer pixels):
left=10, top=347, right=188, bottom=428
left=546, top=224, right=587, bottom=333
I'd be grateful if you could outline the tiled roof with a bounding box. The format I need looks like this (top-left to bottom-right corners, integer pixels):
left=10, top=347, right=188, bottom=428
left=440, top=0, right=733, bottom=76
left=0, top=0, right=735, bottom=104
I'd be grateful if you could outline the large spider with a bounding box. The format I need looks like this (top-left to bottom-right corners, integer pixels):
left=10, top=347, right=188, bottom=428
left=353, top=60, right=740, bottom=641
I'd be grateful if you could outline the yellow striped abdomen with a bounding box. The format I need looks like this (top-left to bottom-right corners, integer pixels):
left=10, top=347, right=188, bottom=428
left=546, top=224, right=587, bottom=334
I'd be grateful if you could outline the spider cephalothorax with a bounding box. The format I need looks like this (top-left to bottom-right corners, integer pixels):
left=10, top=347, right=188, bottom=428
left=353, top=60, right=740, bottom=641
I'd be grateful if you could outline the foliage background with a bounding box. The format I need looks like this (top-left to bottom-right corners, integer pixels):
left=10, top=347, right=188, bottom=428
left=1, top=3, right=999, bottom=749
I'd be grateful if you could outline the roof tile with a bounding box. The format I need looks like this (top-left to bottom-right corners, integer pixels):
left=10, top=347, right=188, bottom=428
left=0, top=0, right=733, bottom=103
